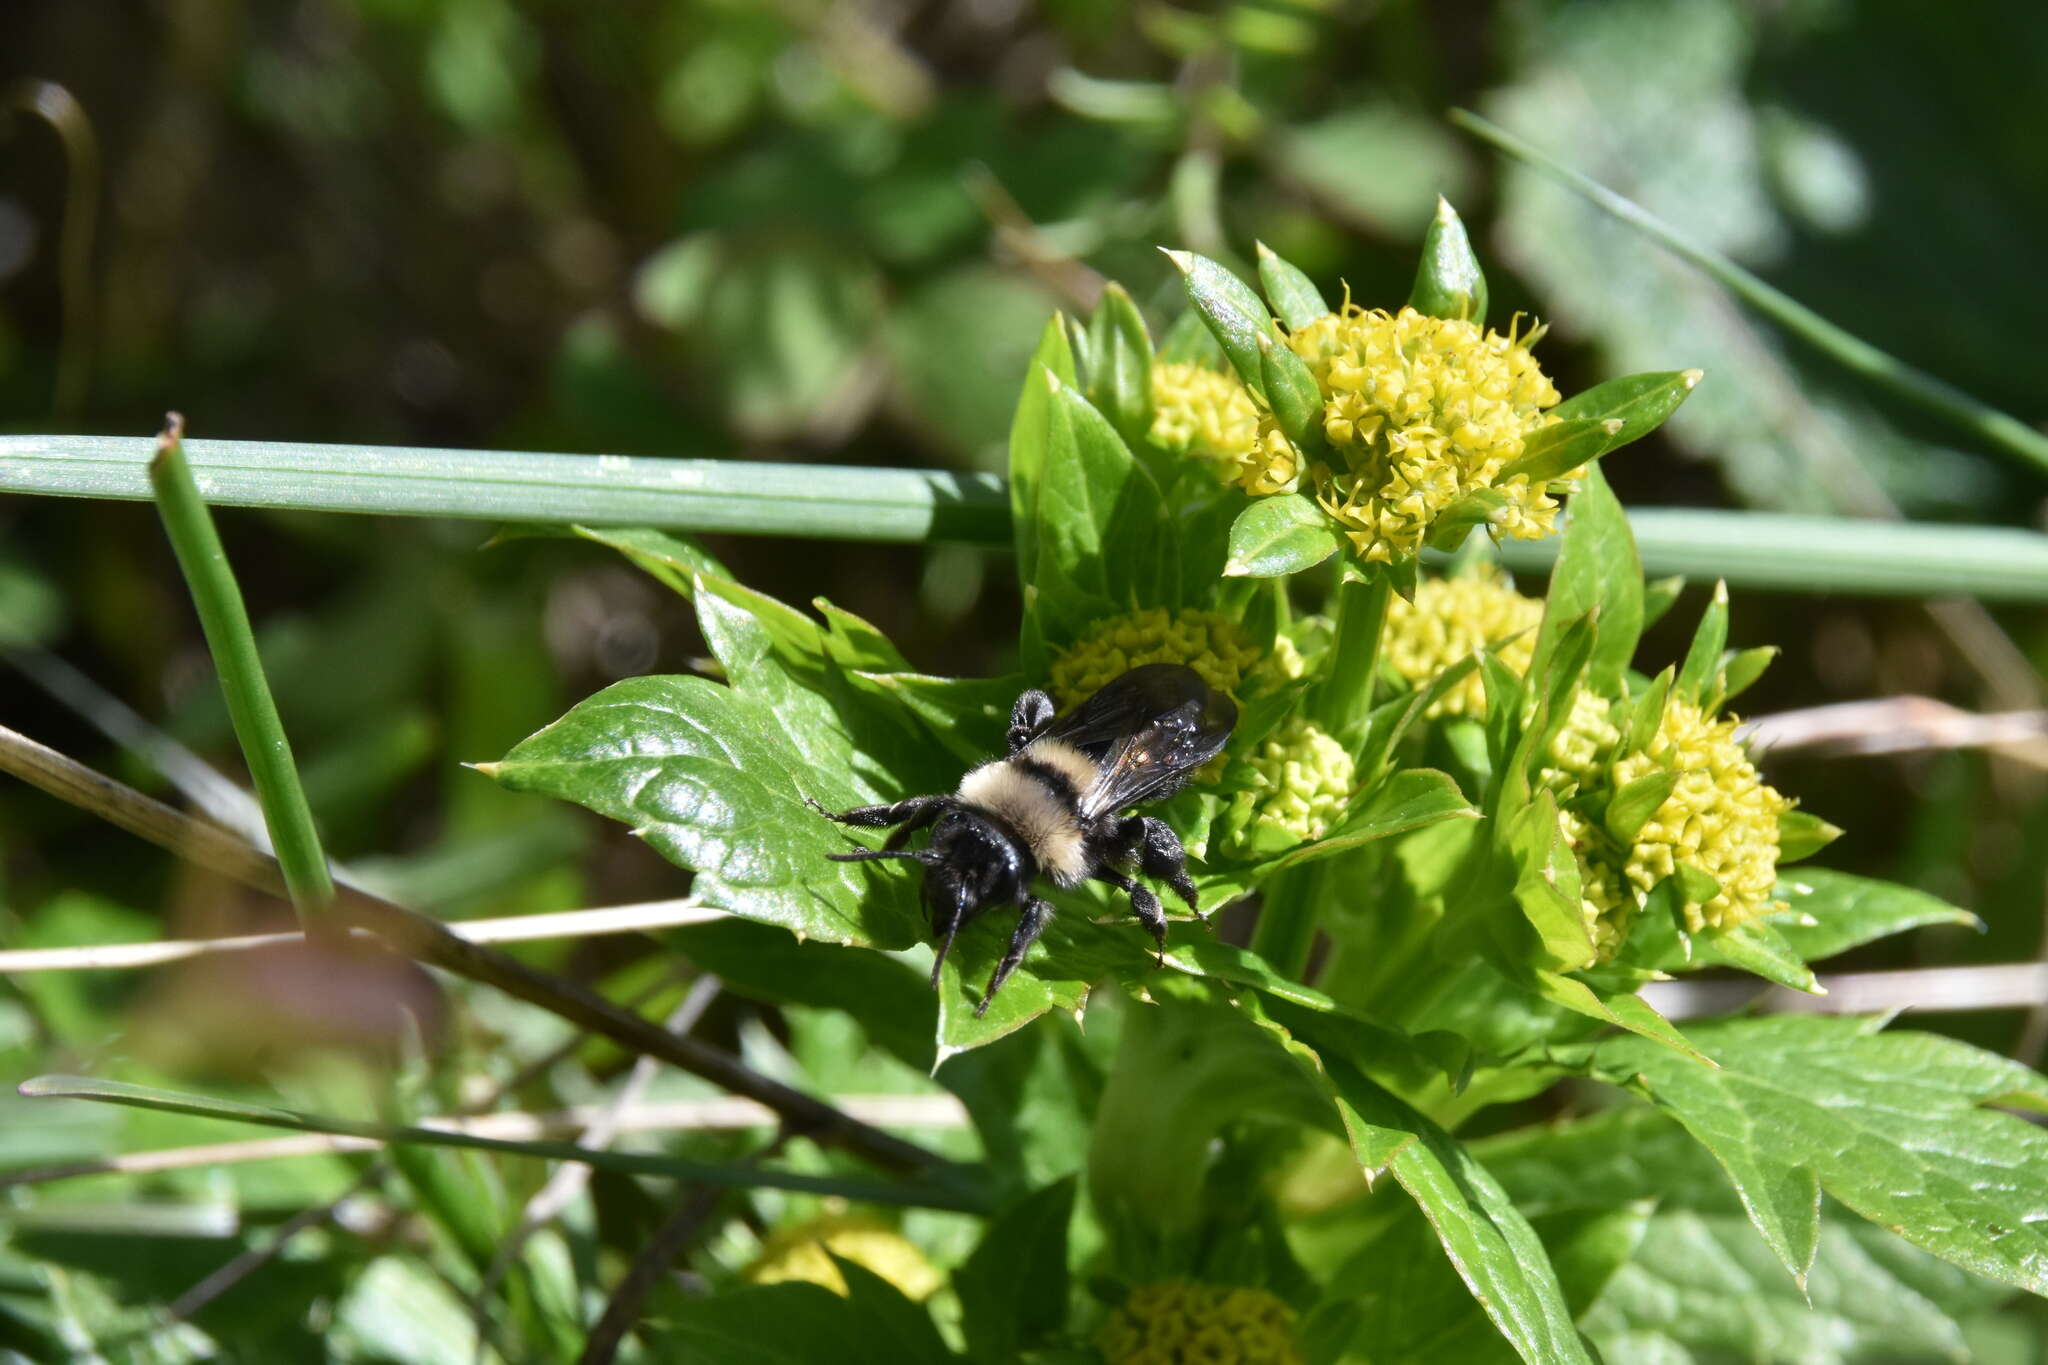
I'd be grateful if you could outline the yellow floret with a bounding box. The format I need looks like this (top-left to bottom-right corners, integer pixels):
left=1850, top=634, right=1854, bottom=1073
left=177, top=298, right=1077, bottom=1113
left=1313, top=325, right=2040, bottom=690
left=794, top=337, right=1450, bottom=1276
left=1383, top=568, right=1544, bottom=717
left=1151, top=362, right=1260, bottom=472
left=1229, top=306, right=1564, bottom=565
left=1049, top=608, right=1266, bottom=709
left=1097, top=1282, right=1302, bottom=1365
left=1543, top=692, right=1792, bottom=958
left=1222, top=717, right=1355, bottom=856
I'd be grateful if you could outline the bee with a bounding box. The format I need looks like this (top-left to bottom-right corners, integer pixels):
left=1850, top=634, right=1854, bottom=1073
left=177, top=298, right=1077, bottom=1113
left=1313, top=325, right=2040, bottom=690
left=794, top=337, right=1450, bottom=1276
left=809, top=663, right=1237, bottom=1016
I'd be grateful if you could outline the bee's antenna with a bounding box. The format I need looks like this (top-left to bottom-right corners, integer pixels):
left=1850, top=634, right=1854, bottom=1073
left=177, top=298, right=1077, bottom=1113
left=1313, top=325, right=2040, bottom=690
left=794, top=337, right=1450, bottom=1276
left=825, top=848, right=929, bottom=864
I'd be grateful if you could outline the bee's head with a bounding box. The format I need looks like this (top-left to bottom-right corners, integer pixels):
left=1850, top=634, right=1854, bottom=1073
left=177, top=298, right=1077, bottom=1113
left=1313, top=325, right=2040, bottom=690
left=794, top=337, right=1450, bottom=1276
left=921, top=808, right=1029, bottom=930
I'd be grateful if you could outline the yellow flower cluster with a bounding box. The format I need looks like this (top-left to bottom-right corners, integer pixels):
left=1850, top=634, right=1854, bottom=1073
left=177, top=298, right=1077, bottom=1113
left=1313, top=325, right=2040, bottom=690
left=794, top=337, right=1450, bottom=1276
left=1223, top=717, right=1354, bottom=856
left=1050, top=608, right=1267, bottom=709
left=1151, top=362, right=1260, bottom=470
left=1383, top=568, right=1543, bottom=717
left=1229, top=306, right=1565, bottom=564
left=742, top=1215, right=942, bottom=1301
left=1096, top=1282, right=1302, bottom=1365
left=1544, top=692, right=1792, bottom=958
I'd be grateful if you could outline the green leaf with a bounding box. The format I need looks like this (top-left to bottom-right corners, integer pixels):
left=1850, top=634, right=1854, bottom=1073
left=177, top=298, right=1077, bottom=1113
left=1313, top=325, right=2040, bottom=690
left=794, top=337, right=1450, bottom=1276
left=1257, top=769, right=1478, bottom=879
left=1223, top=494, right=1342, bottom=578
left=955, top=1178, right=1076, bottom=1363
left=1157, top=304, right=1225, bottom=367
left=1085, top=282, right=1156, bottom=450
left=1621, top=667, right=1674, bottom=757
left=1676, top=581, right=1729, bottom=701
left=1033, top=378, right=1171, bottom=644
left=1164, top=249, right=1274, bottom=402
left=1603, top=769, right=1678, bottom=844
left=1536, top=971, right=1708, bottom=1065
left=1257, top=333, right=1327, bottom=455
left=1776, top=808, right=1845, bottom=864
left=1408, top=196, right=1489, bottom=324
left=1510, top=791, right=1596, bottom=971
left=1696, top=918, right=1820, bottom=993
left=831, top=1259, right=958, bottom=1365
left=1299, top=1053, right=1598, bottom=1365
left=1641, top=575, right=1686, bottom=629
left=1256, top=241, right=1331, bottom=331
left=1598, top=1015, right=2048, bottom=1295
left=1498, top=418, right=1624, bottom=484
left=1770, top=869, right=1981, bottom=960
left=666, top=1281, right=953, bottom=1365
left=1547, top=369, right=1702, bottom=457
left=1531, top=463, right=1643, bottom=696
left=935, top=923, right=1089, bottom=1064
left=556, top=524, right=730, bottom=597
left=1009, top=315, right=1077, bottom=647
left=1716, top=644, right=1779, bottom=705
left=846, top=671, right=1017, bottom=767
left=487, top=673, right=921, bottom=949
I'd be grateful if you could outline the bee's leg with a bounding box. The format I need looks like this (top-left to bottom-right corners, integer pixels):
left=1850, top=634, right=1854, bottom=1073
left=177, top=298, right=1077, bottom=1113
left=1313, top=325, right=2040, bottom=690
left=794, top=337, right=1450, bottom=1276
left=1129, top=816, right=1203, bottom=919
left=976, top=898, right=1053, bottom=1017
left=805, top=793, right=947, bottom=830
left=1094, top=867, right=1168, bottom=965
left=1007, top=689, right=1056, bottom=753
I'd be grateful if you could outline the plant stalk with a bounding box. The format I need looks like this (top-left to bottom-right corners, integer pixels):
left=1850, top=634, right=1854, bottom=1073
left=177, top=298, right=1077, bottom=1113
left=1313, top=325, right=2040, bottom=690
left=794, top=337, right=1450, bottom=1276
left=149, top=415, right=334, bottom=930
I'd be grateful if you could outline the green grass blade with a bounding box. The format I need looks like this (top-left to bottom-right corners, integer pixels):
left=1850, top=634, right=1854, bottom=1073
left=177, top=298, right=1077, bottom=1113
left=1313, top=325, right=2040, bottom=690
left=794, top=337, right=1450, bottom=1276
left=18, top=1075, right=990, bottom=1213
left=9, top=433, right=2048, bottom=599
left=1449, top=109, right=2048, bottom=478
left=149, top=418, right=334, bottom=925
left=1, top=433, right=1009, bottom=543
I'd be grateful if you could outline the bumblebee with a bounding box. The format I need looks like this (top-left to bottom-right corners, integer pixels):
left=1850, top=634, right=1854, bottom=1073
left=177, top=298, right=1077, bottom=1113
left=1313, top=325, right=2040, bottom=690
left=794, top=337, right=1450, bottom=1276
left=810, top=663, right=1237, bottom=1015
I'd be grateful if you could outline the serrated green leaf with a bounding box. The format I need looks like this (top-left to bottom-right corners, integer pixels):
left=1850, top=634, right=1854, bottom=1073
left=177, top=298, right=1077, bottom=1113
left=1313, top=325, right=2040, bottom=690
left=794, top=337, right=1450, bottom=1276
left=1770, top=869, right=1980, bottom=960
left=935, top=919, right=1090, bottom=1063
left=1600, top=1015, right=2048, bottom=1295
left=1677, top=581, right=1729, bottom=701
left=488, top=673, right=921, bottom=949
left=1256, top=241, right=1331, bottom=331
left=1604, top=769, right=1678, bottom=844
left=561, top=524, right=730, bottom=597
left=1408, top=196, right=1488, bottom=324
left=1258, top=332, right=1327, bottom=455
left=1538, top=971, right=1709, bottom=1065
left=1298, top=1054, right=1598, bottom=1365
left=955, top=1178, right=1075, bottom=1363
left=1260, top=769, right=1477, bottom=878
left=1223, top=494, right=1342, bottom=578
left=1547, top=369, right=1701, bottom=457
left=1085, top=282, right=1156, bottom=451
left=1776, top=808, right=1845, bottom=864
left=831, top=1259, right=957, bottom=1365
left=1532, top=463, right=1643, bottom=696
left=1165, top=249, right=1274, bottom=402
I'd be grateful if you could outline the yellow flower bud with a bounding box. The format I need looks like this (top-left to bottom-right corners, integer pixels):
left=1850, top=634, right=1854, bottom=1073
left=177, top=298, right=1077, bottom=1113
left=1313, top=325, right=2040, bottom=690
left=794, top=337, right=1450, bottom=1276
left=1096, top=1282, right=1302, bottom=1365
left=1383, top=568, right=1544, bottom=717
left=742, top=1214, right=942, bottom=1301
left=1049, top=608, right=1267, bottom=710
left=1544, top=692, right=1792, bottom=958
left=1151, top=362, right=1260, bottom=473
left=1222, top=717, right=1354, bottom=856
left=1227, top=306, right=1564, bottom=565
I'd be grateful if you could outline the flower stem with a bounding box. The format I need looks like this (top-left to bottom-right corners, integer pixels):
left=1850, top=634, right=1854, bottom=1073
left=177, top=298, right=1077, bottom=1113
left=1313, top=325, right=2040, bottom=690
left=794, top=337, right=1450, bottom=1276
left=1315, top=570, right=1393, bottom=746
left=1254, top=570, right=1394, bottom=977
left=149, top=415, right=335, bottom=933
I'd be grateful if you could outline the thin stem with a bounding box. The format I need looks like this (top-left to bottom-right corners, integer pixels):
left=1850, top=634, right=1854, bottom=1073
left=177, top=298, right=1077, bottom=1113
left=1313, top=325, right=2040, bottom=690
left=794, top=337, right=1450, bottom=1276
left=18, top=1077, right=986, bottom=1213
left=149, top=416, right=334, bottom=928
left=1450, top=108, right=2048, bottom=478
left=0, top=721, right=959, bottom=1181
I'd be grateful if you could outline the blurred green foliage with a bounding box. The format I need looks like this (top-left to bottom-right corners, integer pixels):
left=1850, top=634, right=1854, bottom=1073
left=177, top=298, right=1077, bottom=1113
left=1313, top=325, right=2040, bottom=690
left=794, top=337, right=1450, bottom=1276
left=2, top=0, right=2046, bottom=1359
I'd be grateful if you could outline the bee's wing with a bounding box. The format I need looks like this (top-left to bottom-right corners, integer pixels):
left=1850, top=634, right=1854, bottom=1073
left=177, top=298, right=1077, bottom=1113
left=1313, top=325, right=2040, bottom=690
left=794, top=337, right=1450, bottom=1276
left=1039, top=664, right=1236, bottom=818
